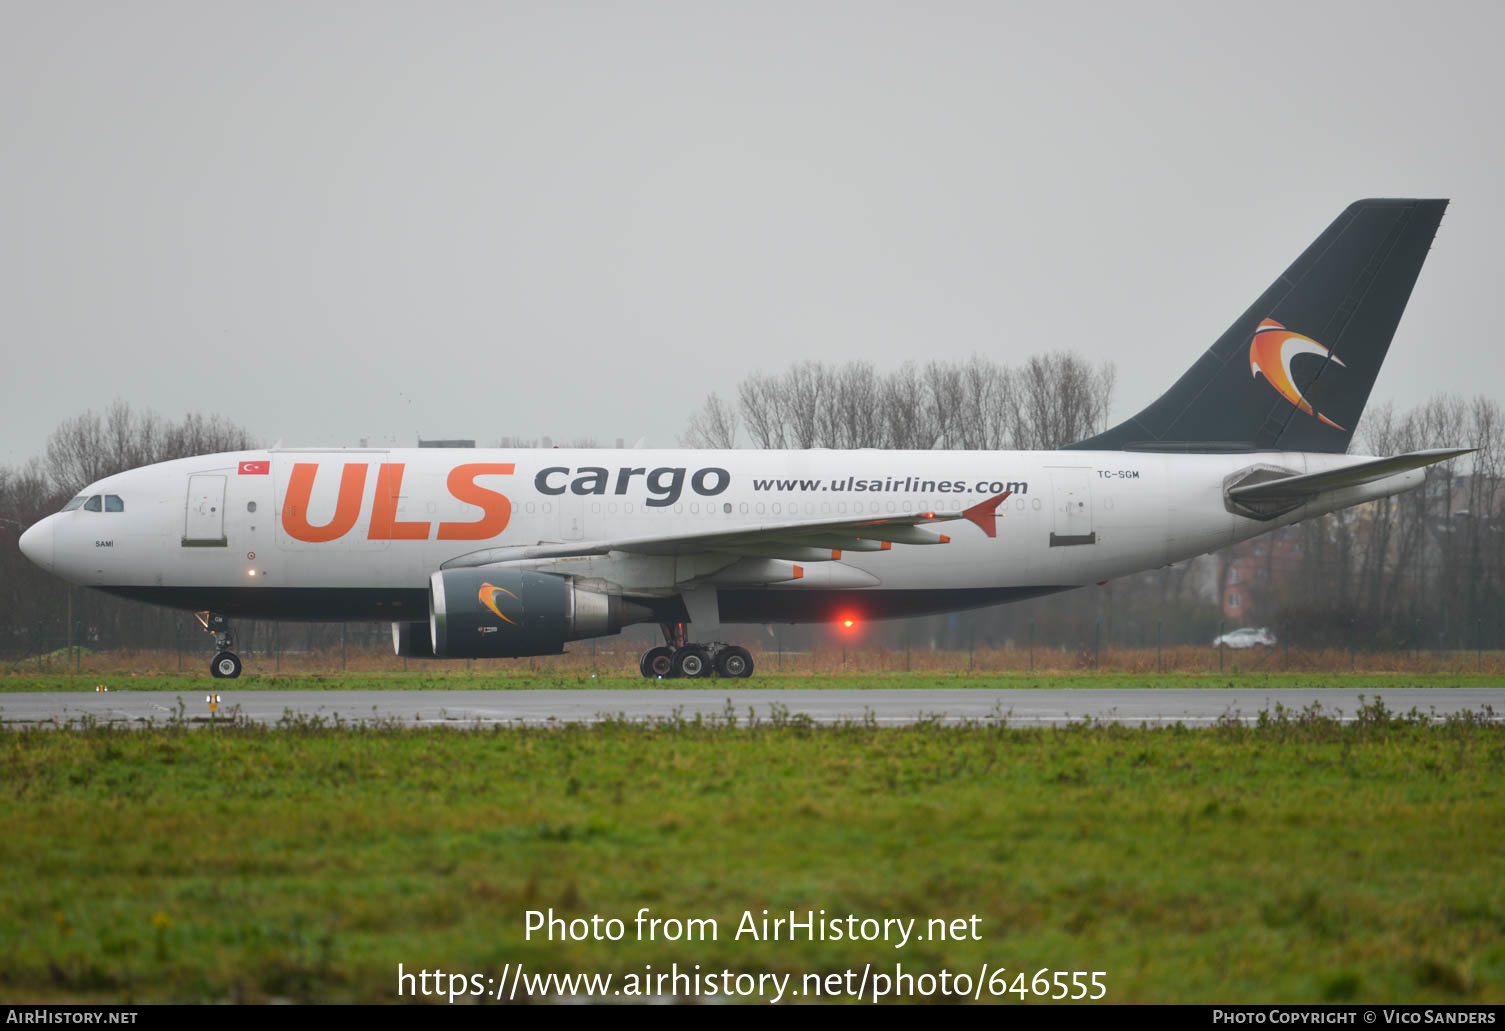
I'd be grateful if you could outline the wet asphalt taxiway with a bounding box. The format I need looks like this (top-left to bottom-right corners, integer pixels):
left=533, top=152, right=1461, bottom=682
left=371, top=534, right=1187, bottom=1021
left=0, top=687, right=1498, bottom=727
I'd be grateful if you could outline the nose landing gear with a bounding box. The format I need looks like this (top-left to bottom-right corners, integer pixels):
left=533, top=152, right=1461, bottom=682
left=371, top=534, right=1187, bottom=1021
left=196, top=611, right=243, bottom=679
left=637, top=623, right=754, bottom=679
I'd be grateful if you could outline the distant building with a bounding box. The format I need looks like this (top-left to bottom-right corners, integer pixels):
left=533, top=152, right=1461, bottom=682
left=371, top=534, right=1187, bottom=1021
left=1219, top=526, right=1302, bottom=624
left=418, top=439, right=476, bottom=448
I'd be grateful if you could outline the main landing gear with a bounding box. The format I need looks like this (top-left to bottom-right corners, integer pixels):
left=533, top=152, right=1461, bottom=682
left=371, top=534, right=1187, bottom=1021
left=196, top=611, right=243, bottom=679
left=639, top=622, right=754, bottom=679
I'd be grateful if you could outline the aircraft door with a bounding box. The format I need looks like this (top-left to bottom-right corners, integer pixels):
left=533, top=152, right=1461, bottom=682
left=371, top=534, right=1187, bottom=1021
left=184, top=474, right=228, bottom=547
left=1047, top=467, right=1096, bottom=547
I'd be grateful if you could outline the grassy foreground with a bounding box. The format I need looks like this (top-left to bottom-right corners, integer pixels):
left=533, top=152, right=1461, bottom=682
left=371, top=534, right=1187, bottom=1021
left=3, top=670, right=1503, bottom=692
left=3, top=702, right=1503, bottom=1004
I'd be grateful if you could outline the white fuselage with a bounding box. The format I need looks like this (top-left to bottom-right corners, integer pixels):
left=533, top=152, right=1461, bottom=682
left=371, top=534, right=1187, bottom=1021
left=21, top=446, right=1421, bottom=628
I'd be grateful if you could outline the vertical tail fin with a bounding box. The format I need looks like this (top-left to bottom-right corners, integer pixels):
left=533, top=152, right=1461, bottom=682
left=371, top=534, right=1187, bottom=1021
left=1068, top=198, right=1447, bottom=454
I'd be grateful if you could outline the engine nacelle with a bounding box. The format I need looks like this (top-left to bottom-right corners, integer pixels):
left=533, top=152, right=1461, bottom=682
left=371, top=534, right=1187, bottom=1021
left=392, top=621, right=436, bottom=658
left=428, top=568, right=650, bottom=658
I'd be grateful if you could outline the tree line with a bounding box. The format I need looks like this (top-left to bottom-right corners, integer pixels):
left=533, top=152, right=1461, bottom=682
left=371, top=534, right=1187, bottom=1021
left=682, top=353, right=1117, bottom=451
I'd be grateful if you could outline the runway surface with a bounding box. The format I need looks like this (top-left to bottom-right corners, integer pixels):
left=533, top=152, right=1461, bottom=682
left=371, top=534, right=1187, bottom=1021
left=0, top=687, right=1498, bottom=727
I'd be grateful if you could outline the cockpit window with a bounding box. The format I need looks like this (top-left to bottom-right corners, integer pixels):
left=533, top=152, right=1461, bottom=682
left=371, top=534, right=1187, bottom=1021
left=83, top=495, right=102, bottom=512
left=60, top=496, right=86, bottom=512
left=105, top=495, right=124, bottom=512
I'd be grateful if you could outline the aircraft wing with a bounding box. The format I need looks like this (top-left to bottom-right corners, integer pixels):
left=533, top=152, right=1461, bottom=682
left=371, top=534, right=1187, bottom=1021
left=1227, top=448, right=1472, bottom=504
left=441, top=490, right=1012, bottom=570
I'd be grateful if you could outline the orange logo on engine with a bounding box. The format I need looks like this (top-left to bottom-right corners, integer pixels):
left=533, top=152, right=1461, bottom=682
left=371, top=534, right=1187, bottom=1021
left=1249, top=318, right=1346, bottom=430
left=478, top=582, right=519, bottom=625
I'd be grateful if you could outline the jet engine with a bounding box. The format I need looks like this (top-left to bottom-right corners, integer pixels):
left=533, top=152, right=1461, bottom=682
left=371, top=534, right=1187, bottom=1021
left=391, top=621, right=436, bottom=658
left=427, top=568, right=652, bottom=658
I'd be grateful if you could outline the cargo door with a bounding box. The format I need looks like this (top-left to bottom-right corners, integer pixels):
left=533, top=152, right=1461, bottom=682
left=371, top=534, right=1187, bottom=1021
left=1048, top=466, right=1096, bottom=546
left=183, top=474, right=227, bottom=547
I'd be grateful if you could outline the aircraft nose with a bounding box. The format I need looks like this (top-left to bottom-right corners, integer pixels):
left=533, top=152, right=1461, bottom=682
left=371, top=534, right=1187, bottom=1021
left=18, top=516, right=54, bottom=573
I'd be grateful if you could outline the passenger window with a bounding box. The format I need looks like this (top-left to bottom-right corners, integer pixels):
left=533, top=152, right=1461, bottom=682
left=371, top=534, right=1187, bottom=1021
left=83, top=495, right=102, bottom=512
left=60, top=496, right=86, bottom=512
left=105, top=495, right=124, bottom=512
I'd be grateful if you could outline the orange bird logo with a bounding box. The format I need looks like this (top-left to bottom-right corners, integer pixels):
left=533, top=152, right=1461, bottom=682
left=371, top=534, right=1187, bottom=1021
left=1249, top=318, right=1346, bottom=430
left=478, top=582, right=519, bottom=625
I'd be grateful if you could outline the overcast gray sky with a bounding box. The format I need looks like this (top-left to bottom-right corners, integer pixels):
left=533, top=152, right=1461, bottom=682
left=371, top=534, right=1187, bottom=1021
left=2, top=0, right=1501, bottom=464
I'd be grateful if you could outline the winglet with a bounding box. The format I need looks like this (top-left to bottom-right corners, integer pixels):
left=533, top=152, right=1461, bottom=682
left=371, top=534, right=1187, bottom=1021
left=962, top=491, right=1011, bottom=538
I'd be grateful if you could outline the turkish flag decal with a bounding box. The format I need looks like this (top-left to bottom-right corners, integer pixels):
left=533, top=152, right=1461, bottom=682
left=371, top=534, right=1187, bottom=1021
left=238, top=461, right=270, bottom=475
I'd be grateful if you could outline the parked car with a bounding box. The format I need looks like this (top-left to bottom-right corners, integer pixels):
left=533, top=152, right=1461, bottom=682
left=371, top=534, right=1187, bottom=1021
left=1213, top=626, right=1277, bottom=648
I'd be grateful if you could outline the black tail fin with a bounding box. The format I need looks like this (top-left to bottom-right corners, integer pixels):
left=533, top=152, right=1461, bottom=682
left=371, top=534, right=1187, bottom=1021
left=1067, top=198, right=1447, bottom=454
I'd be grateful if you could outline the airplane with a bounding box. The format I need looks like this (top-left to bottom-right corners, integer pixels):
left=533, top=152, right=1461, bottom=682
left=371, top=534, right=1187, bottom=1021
left=17, top=198, right=1469, bottom=679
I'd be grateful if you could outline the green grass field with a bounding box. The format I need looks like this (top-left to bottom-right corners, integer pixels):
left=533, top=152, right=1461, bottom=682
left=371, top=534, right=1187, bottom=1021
left=3, top=670, right=1503, bottom=692
left=3, top=699, right=1503, bottom=1004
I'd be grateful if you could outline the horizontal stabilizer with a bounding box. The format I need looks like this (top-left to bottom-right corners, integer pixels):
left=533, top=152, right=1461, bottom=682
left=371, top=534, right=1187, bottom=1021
left=1228, top=448, right=1473, bottom=503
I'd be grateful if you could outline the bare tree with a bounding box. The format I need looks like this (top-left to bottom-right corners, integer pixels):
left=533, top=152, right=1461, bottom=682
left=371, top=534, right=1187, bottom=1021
left=737, top=372, right=787, bottom=449
left=680, top=393, right=739, bottom=448
left=1013, top=353, right=1116, bottom=450
left=45, top=401, right=258, bottom=496
left=782, top=362, right=827, bottom=449
left=702, top=352, right=1116, bottom=452
left=880, top=363, right=935, bottom=449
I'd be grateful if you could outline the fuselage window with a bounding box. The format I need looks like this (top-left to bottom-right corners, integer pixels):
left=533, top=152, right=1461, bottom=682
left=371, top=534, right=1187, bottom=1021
left=60, top=496, right=86, bottom=512
left=105, top=495, right=124, bottom=512
left=83, top=495, right=102, bottom=512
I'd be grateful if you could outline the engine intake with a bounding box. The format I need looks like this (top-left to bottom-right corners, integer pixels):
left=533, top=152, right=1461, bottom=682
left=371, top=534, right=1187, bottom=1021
left=428, top=568, right=650, bottom=658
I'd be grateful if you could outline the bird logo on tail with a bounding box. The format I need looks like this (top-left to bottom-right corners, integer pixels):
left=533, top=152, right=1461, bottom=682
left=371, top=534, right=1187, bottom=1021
left=1249, top=318, right=1346, bottom=430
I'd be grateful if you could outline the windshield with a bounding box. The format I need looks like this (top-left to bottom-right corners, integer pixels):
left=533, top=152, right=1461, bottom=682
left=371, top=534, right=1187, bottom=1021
left=59, top=496, right=86, bottom=512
